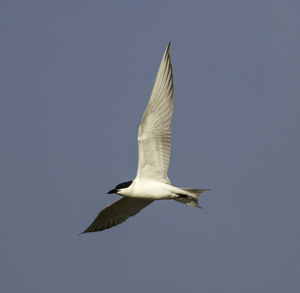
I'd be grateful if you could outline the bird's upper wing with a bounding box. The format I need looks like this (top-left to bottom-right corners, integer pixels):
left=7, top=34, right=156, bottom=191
left=136, top=42, right=174, bottom=184
left=82, top=197, right=153, bottom=233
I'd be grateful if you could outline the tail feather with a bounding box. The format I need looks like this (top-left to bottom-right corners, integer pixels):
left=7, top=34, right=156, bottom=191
left=181, top=188, right=210, bottom=196
left=174, top=188, right=210, bottom=208
left=174, top=197, right=201, bottom=208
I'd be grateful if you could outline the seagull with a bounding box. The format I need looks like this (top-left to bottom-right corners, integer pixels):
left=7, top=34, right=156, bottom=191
left=82, top=42, right=209, bottom=233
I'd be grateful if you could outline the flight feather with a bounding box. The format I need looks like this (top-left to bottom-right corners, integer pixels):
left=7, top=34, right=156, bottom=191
left=136, top=42, right=174, bottom=183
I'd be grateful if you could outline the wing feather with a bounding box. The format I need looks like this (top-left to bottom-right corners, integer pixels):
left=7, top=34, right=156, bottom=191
left=82, top=197, right=153, bottom=233
left=136, top=42, right=174, bottom=183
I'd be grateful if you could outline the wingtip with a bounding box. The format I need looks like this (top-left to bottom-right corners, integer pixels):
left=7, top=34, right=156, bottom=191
left=79, top=227, right=94, bottom=234
left=163, top=41, right=171, bottom=59
left=167, top=41, right=171, bottom=51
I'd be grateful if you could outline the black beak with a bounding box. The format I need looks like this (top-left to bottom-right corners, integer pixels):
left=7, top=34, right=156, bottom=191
left=107, top=188, right=117, bottom=194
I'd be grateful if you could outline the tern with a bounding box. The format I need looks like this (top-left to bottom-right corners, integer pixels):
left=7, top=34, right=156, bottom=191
left=82, top=42, right=209, bottom=233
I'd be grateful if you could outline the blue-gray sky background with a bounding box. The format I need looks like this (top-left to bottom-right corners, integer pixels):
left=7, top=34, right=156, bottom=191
left=1, top=1, right=300, bottom=292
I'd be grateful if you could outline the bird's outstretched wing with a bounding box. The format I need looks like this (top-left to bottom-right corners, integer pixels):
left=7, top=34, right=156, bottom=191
left=136, top=42, right=174, bottom=184
left=82, top=197, right=153, bottom=233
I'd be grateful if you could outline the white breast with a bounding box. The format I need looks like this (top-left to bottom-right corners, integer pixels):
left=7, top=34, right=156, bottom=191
left=130, top=179, right=175, bottom=199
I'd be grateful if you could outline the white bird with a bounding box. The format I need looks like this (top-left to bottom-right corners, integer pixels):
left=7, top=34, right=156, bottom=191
left=82, top=42, right=209, bottom=233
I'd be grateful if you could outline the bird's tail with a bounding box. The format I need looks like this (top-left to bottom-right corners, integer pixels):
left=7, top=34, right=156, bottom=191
left=173, top=188, right=210, bottom=208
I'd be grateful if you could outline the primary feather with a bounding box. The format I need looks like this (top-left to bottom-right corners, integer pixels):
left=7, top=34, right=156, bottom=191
left=82, top=198, right=153, bottom=233
left=136, top=42, right=173, bottom=184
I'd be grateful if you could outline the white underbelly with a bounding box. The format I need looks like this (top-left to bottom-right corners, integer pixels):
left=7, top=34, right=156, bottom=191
left=131, top=180, right=175, bottom=199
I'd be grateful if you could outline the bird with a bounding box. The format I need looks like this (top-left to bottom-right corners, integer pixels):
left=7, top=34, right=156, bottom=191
left=82, top=42, right=209, bottom=233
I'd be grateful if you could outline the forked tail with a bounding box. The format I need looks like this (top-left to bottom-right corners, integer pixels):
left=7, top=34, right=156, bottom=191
left=174, top=188, right=210, bottom=208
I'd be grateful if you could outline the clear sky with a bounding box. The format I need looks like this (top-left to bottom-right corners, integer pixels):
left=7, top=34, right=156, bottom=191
left=1, top=1, right=300, bottom=292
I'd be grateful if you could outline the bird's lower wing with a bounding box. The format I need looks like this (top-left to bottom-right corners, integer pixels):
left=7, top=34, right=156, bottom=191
left=82, top=197, right=154, bottom=233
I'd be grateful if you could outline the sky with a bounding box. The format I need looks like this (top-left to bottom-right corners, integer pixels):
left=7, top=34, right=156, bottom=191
left=1, top=0, right=300, bottom=292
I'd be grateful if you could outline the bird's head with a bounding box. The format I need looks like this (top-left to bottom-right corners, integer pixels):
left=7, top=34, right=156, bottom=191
left=107, top=180, right=133, bottom=195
